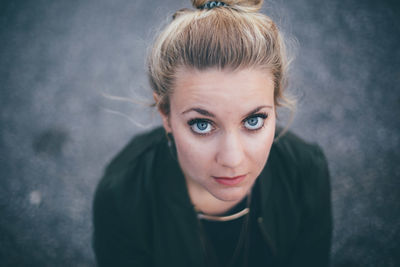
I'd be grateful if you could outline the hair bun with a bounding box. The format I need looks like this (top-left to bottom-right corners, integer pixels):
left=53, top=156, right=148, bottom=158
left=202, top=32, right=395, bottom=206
left=191, top=0, right=263, bottom=12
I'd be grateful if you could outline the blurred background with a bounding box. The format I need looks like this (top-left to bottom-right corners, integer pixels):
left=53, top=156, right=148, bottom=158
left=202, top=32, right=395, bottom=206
left=0, top=0, right=399, bottom=266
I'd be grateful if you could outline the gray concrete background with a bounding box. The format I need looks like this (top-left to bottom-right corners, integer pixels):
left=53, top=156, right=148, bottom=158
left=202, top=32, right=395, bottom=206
left=0, top=0, right=399, bottom=266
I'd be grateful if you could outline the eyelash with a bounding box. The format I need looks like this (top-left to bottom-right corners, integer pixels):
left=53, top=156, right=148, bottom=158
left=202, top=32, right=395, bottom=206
left=187, top=113, right=268, bottom=136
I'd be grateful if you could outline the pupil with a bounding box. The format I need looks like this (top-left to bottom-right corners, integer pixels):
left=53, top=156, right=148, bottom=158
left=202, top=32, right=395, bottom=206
left=248, top=118, right=258, bottom=126
left=197, top=122, right=207, bottom=131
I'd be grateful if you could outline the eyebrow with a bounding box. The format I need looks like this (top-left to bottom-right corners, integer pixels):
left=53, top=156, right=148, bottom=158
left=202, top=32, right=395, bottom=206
left=181, top=105, right=273, bottom=118
left=182, top=108, right=216, bottom=117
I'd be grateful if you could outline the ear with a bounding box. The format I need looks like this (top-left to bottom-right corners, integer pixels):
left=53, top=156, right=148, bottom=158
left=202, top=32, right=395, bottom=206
left=153, top=93, right=172, bottom=133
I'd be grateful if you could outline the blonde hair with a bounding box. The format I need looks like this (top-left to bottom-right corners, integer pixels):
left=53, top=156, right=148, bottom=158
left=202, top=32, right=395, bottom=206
left=148, top=0, right=295, bottom=117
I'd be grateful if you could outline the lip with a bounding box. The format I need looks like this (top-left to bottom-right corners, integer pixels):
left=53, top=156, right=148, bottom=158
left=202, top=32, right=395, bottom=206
left=213, top=175, right=247, bottom=186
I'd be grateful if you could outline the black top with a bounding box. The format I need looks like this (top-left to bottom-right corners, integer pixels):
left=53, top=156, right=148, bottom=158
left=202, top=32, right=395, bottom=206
left=199, top=198, right=248, bottom=267
left=199, top=184, right=273, bottom=267
left=92, top=126, right=332, bottom=267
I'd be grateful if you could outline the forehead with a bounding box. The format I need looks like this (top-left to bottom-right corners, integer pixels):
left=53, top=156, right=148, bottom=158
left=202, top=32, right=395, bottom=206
left=171, top=67, right=275, bottom=114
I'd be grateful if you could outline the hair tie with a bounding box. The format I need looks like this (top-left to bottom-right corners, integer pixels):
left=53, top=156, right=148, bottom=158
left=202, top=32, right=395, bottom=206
left=199, top=1, right=228, bottom=10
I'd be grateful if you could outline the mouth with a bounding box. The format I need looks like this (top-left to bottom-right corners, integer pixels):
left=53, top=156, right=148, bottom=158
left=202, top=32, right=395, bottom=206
left=212, top=174, right=247, bottom=186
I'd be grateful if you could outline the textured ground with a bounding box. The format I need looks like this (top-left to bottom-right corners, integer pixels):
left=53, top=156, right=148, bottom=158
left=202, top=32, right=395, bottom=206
left=0, top=0, right=399, bottom=266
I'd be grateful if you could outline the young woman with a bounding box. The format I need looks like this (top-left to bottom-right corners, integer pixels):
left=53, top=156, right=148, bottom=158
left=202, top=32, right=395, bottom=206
left=92, top=1, right=332, bottom=266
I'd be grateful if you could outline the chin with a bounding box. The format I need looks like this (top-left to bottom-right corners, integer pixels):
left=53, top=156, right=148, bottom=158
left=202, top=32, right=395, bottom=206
left=210, top=186, right=249, bottom=202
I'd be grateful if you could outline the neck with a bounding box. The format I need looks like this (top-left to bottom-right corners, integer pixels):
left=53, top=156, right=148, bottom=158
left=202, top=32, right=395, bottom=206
left=194, top=194, right=243, bottom=216
left=185, top=177, right=248, bottom=216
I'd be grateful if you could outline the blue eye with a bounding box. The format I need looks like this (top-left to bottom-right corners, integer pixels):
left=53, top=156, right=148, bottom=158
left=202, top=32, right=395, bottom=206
left=188, top=119, right=213, bottom=135
left=244, top=114, right=267, bottom=130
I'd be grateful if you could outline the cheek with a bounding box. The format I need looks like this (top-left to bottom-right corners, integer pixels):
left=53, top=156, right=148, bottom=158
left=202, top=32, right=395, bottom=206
left=173, top=133, right=216, bottom=176
left=245, top=128, right=275, bottom=169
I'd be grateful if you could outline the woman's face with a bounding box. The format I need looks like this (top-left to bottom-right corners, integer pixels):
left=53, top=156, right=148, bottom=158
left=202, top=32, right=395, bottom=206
left=160, top=67, right=276, bottom=203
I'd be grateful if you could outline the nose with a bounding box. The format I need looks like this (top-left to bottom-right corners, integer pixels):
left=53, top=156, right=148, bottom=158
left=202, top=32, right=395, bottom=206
left=215, top=131, right=244, bottom=169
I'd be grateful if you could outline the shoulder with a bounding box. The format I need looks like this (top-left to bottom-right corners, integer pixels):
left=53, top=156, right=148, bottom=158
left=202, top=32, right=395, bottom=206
left=271, top=128, right=328, bottom=170
left=270, top=128, right=329, bottom=183
left=93, top=126, right=166, bottom=226
left=99, top=126, right=165, bottom=191
left=268, top=128, right=331, bottom=214
left=92, top=127, right=167, bottom=261
left=104, top=126, right=165, bottom=178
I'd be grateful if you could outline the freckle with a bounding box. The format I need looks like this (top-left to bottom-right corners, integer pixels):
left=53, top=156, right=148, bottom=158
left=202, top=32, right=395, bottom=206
left=29, top=190, right=42, bottom=205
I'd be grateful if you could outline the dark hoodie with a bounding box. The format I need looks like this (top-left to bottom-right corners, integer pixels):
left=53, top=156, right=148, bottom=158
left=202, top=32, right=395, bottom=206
left=92, top=127, right=332, bottom=267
